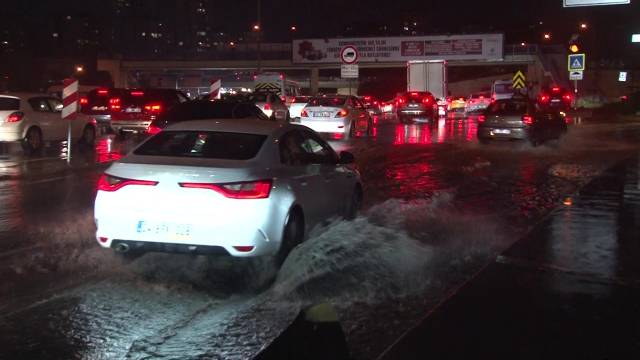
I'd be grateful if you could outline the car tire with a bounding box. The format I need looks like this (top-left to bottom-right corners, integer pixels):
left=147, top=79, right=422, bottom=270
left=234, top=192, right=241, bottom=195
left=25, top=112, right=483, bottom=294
left=366, top=119, right=373, bottom=136
left=347, top=122, right=356, bottom=139
left=275, top=209, right=304, bottom=267
left=21, top=127, right=43, bottom=155
left=82, top=125, right=96, bottom=148
left=346, top=185, right=363, bottom=220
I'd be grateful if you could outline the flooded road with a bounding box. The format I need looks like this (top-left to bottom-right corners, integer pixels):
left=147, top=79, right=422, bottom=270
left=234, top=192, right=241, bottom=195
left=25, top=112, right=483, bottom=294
left=1, top=115, right=640, bottom=359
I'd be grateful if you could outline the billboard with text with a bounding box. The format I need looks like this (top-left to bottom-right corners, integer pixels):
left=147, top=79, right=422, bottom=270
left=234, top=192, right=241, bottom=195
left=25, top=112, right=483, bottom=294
left=564, top=0, right=629, bottom=6
left=293, top=34, right=504, bottom=64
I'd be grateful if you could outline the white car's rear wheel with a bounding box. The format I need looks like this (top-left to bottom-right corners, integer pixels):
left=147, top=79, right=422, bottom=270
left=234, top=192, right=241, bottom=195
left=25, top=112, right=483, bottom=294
left=275, top=210, right=304, bottom=267
left=22, top=127, right=43, bottom=155
left=346, top=185, right=363, bottom=220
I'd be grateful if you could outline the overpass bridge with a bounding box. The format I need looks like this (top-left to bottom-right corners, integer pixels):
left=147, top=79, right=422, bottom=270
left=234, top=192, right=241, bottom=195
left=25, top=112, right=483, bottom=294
left=98, top=39, right=551, bottom=94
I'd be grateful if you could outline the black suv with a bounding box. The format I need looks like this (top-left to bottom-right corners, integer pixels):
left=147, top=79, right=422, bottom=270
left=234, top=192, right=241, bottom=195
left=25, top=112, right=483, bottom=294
left=540, top=86, right=573, bottom=111
left=396, top=91, right=439, bottom=123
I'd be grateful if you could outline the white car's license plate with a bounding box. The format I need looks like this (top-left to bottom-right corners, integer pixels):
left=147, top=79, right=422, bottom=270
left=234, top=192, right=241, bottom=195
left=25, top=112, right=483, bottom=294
left=136, top=221, right=192, bottom=240
left=125, top=108, right=142, bottom=113
left=314, top=111, right=330, bottom=117
left=494, top=129, right=511, bottom=134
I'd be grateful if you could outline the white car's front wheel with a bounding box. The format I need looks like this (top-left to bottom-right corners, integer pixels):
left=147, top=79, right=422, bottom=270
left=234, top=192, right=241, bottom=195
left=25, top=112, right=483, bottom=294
left=275, top=209, right=304, bottom=266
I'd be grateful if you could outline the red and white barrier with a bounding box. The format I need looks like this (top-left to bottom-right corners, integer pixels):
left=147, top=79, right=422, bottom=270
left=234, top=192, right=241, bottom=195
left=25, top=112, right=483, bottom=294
left=210, top=78, right=221, bottom=99
left=62, top=79, right=78, bottom=120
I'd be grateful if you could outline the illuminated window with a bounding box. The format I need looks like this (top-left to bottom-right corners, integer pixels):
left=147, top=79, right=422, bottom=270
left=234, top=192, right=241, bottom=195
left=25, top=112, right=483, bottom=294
left=142, top=32, right=146, bottom=36
left=67, top=16, right=71, bottom=20
left=197, top=31, right=206, bottom=36
left=53, top=33, right=58, bottom=37
left=178, top=41, right=183, bottom=46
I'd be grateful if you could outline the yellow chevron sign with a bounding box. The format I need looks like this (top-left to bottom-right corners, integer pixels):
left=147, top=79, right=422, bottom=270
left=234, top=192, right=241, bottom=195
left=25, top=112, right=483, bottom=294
left=513, top=71, right=526, bottom=89
left=255, top=82, right=282, bottom=96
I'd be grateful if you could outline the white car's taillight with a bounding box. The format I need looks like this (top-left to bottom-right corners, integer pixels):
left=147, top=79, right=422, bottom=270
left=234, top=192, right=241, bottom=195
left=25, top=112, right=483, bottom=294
left=179, top=179, right=272, bottom=199
left=98, top=174, right=158, bottom=192
left=5, top=112, right=24, bottom=122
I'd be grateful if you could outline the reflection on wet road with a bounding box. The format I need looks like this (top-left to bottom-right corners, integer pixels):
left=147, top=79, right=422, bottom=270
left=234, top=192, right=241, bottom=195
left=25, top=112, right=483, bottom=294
left=1, top=115, right=640, bottom=359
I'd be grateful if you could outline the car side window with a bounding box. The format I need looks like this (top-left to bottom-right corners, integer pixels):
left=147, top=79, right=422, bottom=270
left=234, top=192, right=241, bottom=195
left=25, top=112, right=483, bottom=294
left=273, top=95, right=283, bottom=103
left=176, top=92, right=189, bottom=103
left=251, top=105, right=271, bottom=120
left=301, top=130, right=338, bottom=165
left=231, top=104, right=256, bottom=119
left=279, top=131, right=312, bottom=165
left=28, top=98, right=52, bottom=112
left=354, top=98, right=365, bottom=109
left=285, top=85, right=294, bottom=97
left=47, top=98, right=63, bottom=112
left=348, top=97, right=356, bottom=108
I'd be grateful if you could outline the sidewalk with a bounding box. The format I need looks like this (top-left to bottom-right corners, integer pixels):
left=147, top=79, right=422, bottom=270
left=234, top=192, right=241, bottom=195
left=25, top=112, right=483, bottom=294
left=380, top=155, right=640, bottom=359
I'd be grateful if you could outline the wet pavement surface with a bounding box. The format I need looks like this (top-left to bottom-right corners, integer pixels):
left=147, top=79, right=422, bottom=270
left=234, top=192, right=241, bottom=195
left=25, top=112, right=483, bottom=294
left=380, top=155, right=640, bottom=360
left=0, top=113, right=640, bottom=359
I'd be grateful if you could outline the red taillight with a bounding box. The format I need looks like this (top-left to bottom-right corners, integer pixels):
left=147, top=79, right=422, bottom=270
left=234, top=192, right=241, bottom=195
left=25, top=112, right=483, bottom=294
left=552, top=87, right=560, bottom=92
left=563, top=94, right=572, bottom=101
left=336, top=110, right=348, bottom=117
left=99, top=237, right=108, bottom=243
left=98, top=89, right=108, bottom=95
left=5, top=112, right=24, bottom=122
left=130, top=91, right=144, bottom=96
left=264, top=103, right=271, bottom=111
left=522, top=116, right=533, bottom=124
left=144, top=104, right=162, bottom=112
left=364, top=96, right=371, bottom=100
left=422, top=97, right=430, bottom=104
left=98, top=175, right=158, bottom=192
left=479, top=95, right=484, bottom=99
left=540, top=95, right=549, bottom=102
left=373, top=101, right=378, bottom=105
left=233, top=246, right=255, bottom=252
left=469, top=100, right=474, bottom=104
left=80, top=97, right=88, bottom=104
left=478, top=115, right=485, bottom=122
left=179, top=179, right=272, bottom=199
left=398, top=98, right=405, bottom=104
left=110, top=98, right=121, bottom=110
left=291, top=98, right=296, bottom=103
left=282, top=96, right=287, bottom=102
left=147, top=124, right=162, bottom=134
left=301, top=109, right=308, bottom=117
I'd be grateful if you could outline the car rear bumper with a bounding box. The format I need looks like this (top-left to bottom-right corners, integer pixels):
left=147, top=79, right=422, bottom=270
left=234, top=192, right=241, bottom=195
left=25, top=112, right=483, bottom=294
left=111, top=120, right=152, bottom=132
left=477, top=126, right=531, bottom=140
left=94, top=191, right=282, bottom=257
left=299, top=119, right=349, bottom=133
left=0, top=131, right=22, bottom=142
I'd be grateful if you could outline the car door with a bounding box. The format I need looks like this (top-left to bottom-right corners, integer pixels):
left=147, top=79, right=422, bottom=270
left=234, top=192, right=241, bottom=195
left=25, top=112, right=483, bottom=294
left=279, top=130, right=326, bottom=229
left=300, top=129, right=348, bottom=218
left=27, top=97, right=62, bottom=141
left=352, top=97, right=369, bottom=132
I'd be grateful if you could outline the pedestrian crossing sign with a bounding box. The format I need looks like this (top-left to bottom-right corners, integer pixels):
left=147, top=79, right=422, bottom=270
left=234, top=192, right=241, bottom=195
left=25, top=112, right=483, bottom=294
left=568, top=54, right=585, bottom=71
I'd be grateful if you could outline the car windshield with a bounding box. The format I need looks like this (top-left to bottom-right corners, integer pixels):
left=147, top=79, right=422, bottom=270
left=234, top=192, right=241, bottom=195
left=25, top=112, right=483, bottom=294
left=157, top=102, right=267, bottom=121
left=0, top=97, right=20, bottom=111
left=134, top=131, right=267, bottom=160
left=402, top=92, right=430, bottom=101
left=294, top=96, right=311, bottom=103
left=494, top=84, right=513, bottom=94
left=471, top=93, right=491, bottom=99
left=248, top=93, right=268, bottom=102
left=486, top=101, right=529, bottom=115
left=309, top=97, right=347, bottom=106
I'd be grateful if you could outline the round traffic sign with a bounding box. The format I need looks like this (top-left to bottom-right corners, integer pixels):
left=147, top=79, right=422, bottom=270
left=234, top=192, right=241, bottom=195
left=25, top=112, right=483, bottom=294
left=341, top=46, right=358, bottom=65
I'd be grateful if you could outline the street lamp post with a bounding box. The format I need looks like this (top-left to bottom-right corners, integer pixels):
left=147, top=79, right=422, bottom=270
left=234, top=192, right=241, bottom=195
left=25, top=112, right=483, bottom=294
left=256, top=0, right=261, bottom=75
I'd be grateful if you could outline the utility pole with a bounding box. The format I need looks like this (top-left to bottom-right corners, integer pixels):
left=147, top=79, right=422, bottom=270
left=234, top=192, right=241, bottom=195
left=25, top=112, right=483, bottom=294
left=257, top=0, right=261, bottom=75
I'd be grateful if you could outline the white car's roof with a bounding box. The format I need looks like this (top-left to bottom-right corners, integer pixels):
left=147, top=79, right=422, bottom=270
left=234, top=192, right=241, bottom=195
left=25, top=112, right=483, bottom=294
left=164, top=119, right=295, bottom=136
left=1, top=93, right=54, bottom=100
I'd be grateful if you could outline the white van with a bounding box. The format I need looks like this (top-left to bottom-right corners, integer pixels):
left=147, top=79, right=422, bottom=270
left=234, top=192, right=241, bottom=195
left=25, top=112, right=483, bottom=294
left=254, top=73, right=301, bottom=107
left=491, top=80, right=514, bottom=101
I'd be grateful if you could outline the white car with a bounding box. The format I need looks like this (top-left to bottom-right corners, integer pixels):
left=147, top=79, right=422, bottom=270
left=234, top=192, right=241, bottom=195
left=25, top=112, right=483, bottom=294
left=0, top=93, right=98, bottom=153
left=248, top=92, right=290, bottom=123
left=94, top=119, right=362, bottom=265
left=288, top=96, right=312, bottom=122
left=300, top=95, right=372, bottom=138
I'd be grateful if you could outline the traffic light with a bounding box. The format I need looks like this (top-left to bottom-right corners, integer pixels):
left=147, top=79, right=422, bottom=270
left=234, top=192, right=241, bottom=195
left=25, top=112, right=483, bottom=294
left=569, top=44, right=579, bottom=53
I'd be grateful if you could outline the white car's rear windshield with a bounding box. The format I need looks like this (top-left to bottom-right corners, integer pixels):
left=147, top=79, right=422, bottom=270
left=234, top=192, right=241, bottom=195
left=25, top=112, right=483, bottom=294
left=134, top=131, right=267, bottom=160
left=309, top=97, right=346, bottom=106
left=0, top=98, right=20, bottom=111
left=486, top=101, right=528, bottom=115
left=494, top=84, right=513, bottom=94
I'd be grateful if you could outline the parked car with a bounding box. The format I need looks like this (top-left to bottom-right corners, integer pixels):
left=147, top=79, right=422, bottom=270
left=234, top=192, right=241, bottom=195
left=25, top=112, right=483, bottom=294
left=94, top=120, right=362, bottom=266
left=396, top=91, right=439, bottom=123
left=110, top=89, right=190, bottom=138
left=0, top=93, right=97, bottom=154
left=146, top=99, right=271, bottom=134
left=248, top=92, right=290, bottom=123
left=477, top=98, right=567, bottom=147
left=300, top=95, right=373, bottom=138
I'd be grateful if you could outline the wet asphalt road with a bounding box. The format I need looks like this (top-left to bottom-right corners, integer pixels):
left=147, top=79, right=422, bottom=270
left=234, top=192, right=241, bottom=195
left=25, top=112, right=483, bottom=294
left=1, top=114, right=640, bottom=359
